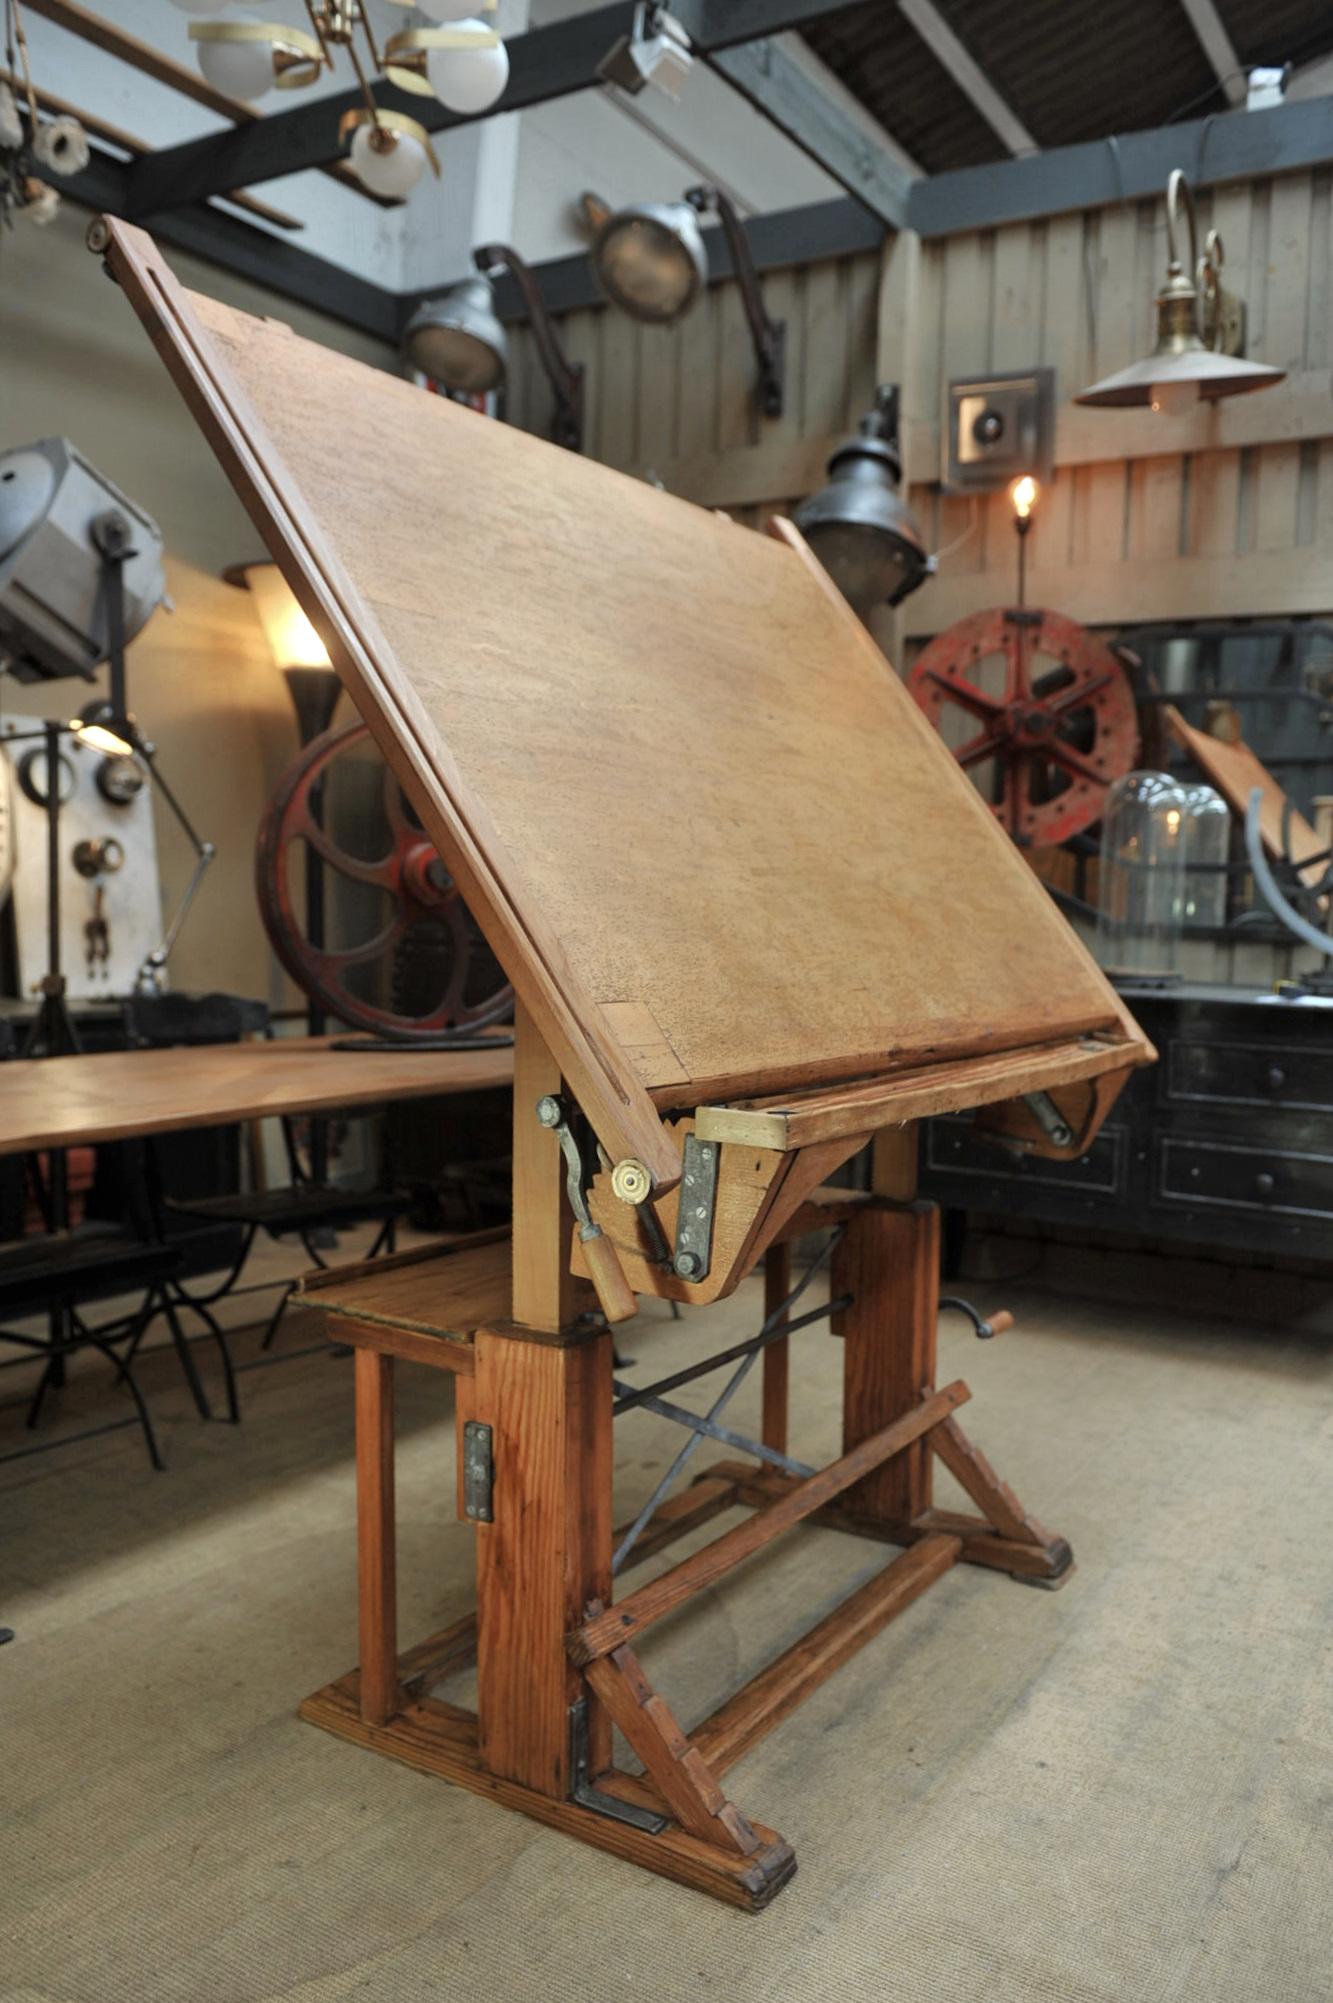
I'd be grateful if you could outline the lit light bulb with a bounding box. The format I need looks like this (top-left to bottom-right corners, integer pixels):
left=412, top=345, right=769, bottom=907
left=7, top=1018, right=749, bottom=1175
left=194, top=18, right=280, bottom=100
left=1009, top=473, right=1039, bottom=521
left=349, top=121, right=427, bottom=198
left=427, top=20, right=509, bottom=112
left=1149, top=379, right=1198, bottom=418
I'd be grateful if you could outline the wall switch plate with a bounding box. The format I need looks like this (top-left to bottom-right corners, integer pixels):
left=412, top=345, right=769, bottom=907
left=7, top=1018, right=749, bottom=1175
left=945, top=367, right=1055, bottom=491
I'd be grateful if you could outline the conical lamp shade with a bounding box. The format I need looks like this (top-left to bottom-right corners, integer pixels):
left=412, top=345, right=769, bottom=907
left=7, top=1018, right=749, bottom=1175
left=1075, top=345, right=1285, bottom=409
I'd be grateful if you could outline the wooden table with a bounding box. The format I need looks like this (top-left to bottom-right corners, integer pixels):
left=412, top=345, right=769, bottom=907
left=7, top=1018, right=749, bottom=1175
left=106, top=217, right=1152, bottom=1914
left=0, top=1034, right=514, bottom=1156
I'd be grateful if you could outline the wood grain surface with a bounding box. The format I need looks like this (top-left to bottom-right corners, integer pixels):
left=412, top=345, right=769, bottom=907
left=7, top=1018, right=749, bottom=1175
left=0, top=1035, right=512, bottom=1156
left=103, top=221, right=1142, bottom=1182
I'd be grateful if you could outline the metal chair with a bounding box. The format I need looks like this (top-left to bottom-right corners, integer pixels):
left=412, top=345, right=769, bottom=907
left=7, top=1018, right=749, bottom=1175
left=120, top=994, right=411, bottom=1356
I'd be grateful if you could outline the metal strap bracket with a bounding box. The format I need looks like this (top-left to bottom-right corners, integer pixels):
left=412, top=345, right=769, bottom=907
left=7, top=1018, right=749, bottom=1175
left=569, top=1698, right=668, bottom=1834
left=671, top=1132, right=719, bottom=1281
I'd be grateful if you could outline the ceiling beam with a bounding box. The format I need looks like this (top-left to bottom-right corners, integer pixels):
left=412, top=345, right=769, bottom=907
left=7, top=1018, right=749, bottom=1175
left=896, top=0, right=1037, bottom=156
left=120, top=0, right=882, bottom=221
left=411, top=195, right=886, bottom=332
left=64, top=145, right=883, bottom=348
left=907, top=94, right=1333, bottom=236
left=66, top=148, right=400, bottom=342
left=707, top=36, right=912, bottom=225
left=1177, top=0, right=1247, bottom=107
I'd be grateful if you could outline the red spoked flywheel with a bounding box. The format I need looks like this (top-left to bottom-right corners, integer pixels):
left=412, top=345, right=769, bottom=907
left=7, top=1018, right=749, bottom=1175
left=255, top=719, right=512, bottom=1040
left=907, top=607, right=1139, bottom=847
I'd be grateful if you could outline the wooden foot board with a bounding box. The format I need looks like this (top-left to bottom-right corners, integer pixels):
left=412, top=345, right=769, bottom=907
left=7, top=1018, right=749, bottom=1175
left=301, top=1395, right=1061, bottom=1905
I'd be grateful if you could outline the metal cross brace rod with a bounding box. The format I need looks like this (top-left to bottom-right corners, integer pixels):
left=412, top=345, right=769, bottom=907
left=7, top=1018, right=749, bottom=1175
left=612, top=1380, right=818, bottom=1481
left=610, top=1226, right=848, bottom=1575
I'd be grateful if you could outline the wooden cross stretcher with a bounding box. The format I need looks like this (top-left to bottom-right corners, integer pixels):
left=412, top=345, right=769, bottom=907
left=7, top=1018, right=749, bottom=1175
left=101, top=216, right=1154, bottom=1910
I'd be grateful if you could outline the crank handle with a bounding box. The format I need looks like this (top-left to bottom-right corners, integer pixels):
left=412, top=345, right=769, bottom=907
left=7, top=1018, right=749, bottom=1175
left=940, top=1296, right=1013, bottom=1341
left=579, top=1224, right=638, bottom=1326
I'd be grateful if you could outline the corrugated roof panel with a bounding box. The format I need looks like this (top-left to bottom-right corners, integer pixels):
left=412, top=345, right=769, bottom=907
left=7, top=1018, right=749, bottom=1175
left=930, top=0, right=1225, bottom=146
left=1215, top=0, right=1333, bottom=70
left=802, top=3, right=1009, bottom=173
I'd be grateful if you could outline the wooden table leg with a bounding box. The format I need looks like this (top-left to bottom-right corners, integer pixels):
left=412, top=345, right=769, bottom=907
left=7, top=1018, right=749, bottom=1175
left=475, top=1004, right=613, bottom=1795
left=355, top=1347, right=399, bottom=1727
left=831, top=1200, right=940, bottom=1525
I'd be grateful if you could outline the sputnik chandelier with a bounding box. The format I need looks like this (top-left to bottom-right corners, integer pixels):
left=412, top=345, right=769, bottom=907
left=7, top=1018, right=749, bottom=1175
left=166, top=0, right=510, bottom=198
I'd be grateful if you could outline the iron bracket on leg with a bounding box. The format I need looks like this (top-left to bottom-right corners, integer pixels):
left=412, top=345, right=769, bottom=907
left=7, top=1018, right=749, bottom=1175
left=569, top=1698, right=668, bottom=1834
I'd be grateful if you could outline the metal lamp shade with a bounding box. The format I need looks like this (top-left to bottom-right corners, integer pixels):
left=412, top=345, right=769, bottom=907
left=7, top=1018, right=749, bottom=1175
left=402, top=276, right=508, bottom=393
left=793, top=434, right=931, bottom=617
left=591, top=201, right=707, bottom=323
left=1074, top=343, right=1286, bottom=408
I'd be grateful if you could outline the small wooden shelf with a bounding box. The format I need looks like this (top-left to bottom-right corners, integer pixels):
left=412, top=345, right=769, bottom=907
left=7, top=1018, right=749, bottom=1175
left=299, top=1228, right=511, bottom=1361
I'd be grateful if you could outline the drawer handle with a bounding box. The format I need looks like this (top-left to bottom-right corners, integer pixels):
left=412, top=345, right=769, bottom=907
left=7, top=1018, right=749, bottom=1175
left=1267, top=1066, right=1287, bottom=1092
left=1255, top=1171, right=1276, bottom=1199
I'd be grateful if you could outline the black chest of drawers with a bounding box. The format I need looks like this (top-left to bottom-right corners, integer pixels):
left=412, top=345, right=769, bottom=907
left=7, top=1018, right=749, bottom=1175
left=920, top=985, right=1333, bottom=1262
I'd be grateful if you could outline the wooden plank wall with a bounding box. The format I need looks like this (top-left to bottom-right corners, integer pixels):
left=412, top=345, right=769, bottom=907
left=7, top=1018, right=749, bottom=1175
left=501, top=249, right=883, bottom=529
left=900, top=167, right=1333, bottom=638
left=506, top=177, right=1333, bottom=983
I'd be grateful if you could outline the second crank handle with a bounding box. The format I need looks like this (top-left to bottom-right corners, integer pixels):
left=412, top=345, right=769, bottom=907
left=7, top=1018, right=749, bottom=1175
left=579, top=1224, right=638, bottom=1325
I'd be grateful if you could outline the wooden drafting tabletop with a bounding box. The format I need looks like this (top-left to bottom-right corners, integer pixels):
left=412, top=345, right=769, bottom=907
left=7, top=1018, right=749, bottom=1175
left=0, top=1035, right=513, bottom=1156
left=105, top=222, right=1147, bottom=1188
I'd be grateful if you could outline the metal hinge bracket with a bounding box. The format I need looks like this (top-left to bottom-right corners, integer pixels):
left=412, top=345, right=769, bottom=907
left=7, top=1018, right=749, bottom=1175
left=461, top=1419, right=494, bottom=1522
left=671, top=1132, right=719, bottom=1281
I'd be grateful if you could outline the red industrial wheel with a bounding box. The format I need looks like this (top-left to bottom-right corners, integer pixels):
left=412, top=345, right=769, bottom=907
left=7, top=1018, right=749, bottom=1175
left=907, top=607, right=1139, bottom=847
left=255, top=719, right=512, bottom=1040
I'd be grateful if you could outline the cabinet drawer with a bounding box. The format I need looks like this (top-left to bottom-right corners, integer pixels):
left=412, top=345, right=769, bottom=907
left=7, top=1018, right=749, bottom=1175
left=1159, top=1138, right=1333, bottom=1220
left=927, top=1117, right=1124, bottom=1194
left=1165, top=1038, right=1333, bottom=1113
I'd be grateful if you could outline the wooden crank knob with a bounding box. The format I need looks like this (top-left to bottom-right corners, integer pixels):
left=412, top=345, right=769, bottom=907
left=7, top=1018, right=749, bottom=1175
left=580, top=1227, right=638, bottom=1325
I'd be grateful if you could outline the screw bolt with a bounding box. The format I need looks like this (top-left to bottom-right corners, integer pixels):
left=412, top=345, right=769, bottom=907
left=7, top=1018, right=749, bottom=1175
left=674, top=1251, right=701, bottom=1280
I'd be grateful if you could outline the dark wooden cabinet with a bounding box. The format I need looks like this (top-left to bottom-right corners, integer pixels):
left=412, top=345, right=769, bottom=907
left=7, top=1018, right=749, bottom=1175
left=921, top=984, right=1333, bottom=1261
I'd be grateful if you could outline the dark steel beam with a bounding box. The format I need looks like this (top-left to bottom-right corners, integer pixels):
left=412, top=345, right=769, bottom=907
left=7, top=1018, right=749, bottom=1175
left=707, top=38, right=910, bottom=227
left=121, top=0, right=875, bottom=219
left=404, top=194, right=886, bottom=333
left=66, top=146, right=880, bottom=353
left=908, top=96, right=1333, bottom=237
left=63, top=149, right=400, bottom=343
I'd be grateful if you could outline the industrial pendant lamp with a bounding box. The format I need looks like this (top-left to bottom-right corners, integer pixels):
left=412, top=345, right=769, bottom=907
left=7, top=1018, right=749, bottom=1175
left=1075, top=169, right=1285, bottom=412
left=792, top=385, right=933, bottom=619
left=590, top=184, right=785, bottom=416
left=403, top=244, right=584, bottom=452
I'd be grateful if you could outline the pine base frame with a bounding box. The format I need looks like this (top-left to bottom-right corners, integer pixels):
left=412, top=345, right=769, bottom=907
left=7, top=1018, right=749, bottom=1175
left=300, top=1148, right=1071, bottom=1910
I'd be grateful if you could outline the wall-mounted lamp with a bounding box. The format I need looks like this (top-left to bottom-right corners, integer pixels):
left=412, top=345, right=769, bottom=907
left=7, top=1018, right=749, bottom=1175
left=403, top=244, right=584, bottom=452
left=1075, top=169, right=1285, bottom=412
left=590, top=184, right=786, bottom=417
left=792, top=385, right=933, bottom=621
left=227, top=559, right=339, bottom=748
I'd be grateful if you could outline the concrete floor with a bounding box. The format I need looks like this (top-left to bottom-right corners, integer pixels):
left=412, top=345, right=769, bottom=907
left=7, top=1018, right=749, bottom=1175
left=2, top=1245, right=1331, bottom=2003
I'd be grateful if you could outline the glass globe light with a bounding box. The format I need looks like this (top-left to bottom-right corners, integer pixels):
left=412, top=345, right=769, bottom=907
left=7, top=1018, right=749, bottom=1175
left=194, top=17, right=282, bottom=100
left=349, top=121, right=427, bottom=198
left=426, top=22, right=509, bottom=113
